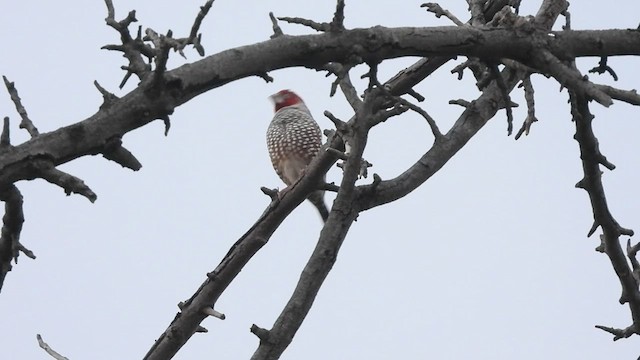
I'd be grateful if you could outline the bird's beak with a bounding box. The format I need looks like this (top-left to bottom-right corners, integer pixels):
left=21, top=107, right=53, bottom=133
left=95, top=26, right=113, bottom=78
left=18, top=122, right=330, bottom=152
left=269, top=93, right=282, bottom=103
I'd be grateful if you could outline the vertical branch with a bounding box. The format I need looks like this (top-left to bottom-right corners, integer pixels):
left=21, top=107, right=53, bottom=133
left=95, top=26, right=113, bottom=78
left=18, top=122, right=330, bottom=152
left=0, top=185, right=34, bottom=292
left=3, top=76, right=39, bottom=137
left=571, top=91, right=639, bottom=338
left=250, top=90, right=379, bottom=360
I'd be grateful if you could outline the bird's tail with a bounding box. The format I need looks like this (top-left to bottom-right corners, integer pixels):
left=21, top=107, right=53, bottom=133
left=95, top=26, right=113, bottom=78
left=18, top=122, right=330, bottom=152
left=307, top=190, right=329, bottom=222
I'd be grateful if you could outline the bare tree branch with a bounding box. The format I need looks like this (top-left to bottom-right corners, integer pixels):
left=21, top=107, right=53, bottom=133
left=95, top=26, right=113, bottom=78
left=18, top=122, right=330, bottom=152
left=527, top=49, right=613, bottom=107
left=570, top=91, right=639, bottom=339
left=355, top=0, right=569, bottom=211
left=515, top=76, right=539, bottom=139
left=3, top=76, right=38, bottom=137
left=251, top=88, right=379, bottom=360
left=422, top=3, right=465, bottom=26
left=142, top=135, right=344, bottom=360
left=3, top=28, right=635, bottom=190
left=37, top=334, right=69, bottom=360
left=0, top=185, right=32, bottom=292
left=594, top=84, right=640, bottom=106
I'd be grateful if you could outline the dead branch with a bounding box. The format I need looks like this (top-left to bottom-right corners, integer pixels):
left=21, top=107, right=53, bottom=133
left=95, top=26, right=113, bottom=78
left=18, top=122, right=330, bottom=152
left=0, top=185, right=32, bottom=292
left=355, top=0, right=568, bottom=211
left=570, top=91, right=639, bottom=339
left=515, top=76, right=538, bottom=139
left=589, top=56, right=618, bottom=81
left=251, top=87, right=376, bottom=360
left=1, top=117, right=10, bottom=147
left=142, top=136, right=344, bottom=360
left=3, top=76, right=39, bottom=137
left=37, top=334, right=69, bottom=360
left=422, top=3, right=465, bottom=26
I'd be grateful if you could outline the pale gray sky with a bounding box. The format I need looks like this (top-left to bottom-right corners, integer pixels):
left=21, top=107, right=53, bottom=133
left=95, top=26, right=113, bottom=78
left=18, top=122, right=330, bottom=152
left=1, top=1, right=639, bottom=359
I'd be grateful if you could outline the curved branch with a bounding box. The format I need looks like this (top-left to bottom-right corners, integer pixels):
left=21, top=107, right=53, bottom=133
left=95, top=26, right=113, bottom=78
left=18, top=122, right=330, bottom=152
left=355, top=0, right=570, bottom=211
left=1, top=27, right=638, bottom=190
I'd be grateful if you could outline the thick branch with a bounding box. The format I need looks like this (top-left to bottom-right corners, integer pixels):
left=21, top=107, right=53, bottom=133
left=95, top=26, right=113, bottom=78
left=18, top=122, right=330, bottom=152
left=142, top=137, right=344, bottom=360
left=251, top=89, right=378, bottom=360
left=1, top=27, right=637, bottom=189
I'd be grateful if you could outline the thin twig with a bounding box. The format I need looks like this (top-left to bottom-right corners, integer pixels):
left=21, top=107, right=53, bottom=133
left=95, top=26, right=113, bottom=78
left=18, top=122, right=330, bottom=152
left=269, top=12, right=284, bottom=38
left=395, top=97, right=443, bottom=141
left=421, top=3, right=465, bottom=26
left=515, top=76, right=538, bottom=140
left=588, top=56, right=619, bottom=81
left=2, top=76, right=39, bottom=137
left=37, top=334, right=69, bottom=360
left=488, top=63, right=514, bottom=135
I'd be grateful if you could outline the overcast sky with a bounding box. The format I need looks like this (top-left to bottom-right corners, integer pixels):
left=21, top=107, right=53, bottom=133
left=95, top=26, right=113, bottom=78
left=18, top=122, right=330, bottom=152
left=1, top=1, right=640, bottom=359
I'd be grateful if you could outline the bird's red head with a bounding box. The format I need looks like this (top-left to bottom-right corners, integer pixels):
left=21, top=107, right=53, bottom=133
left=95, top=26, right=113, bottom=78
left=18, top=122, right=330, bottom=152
left=270, top=89, right=304, bottom=112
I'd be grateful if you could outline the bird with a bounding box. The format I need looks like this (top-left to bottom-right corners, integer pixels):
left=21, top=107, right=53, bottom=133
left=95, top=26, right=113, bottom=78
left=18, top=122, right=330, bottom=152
left=266, top=89, right=329, bottom=222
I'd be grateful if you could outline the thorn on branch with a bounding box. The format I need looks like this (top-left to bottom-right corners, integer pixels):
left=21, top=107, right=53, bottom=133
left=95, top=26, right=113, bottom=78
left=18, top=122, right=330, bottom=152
left=160, top=115, right=171, bottom=136
left=626, top=239, right=640, bottom=284
left=201, top=306, right=225, bottom=320
left=250, top=324, right=271, bottom=342
left=323, top=111, right=350, bottom=135
left=421, top=3, right=464, bottom=26
left=587, top=220, right=599, bottom=237
left=598, top=154, right=616, bottom=171
left=196, top=325, right=208, bottom=333
left=118, top=70, right=134, bottom=89
left=3, top=76, right=39, bottom=137
left=94, top=81, right=119, bottom=110
left=256, top=72, right=274, bottom=83
left=260, top=187, right=279, bottom=201
left=102, top=137, right=143, bottom=171
left=269, top=12, right=284, bottom=38
left=405, top=89, right=425, bottom=102
left=449, top=99, right=472, bottom=108
left=589, top=57, right=618, bottom=81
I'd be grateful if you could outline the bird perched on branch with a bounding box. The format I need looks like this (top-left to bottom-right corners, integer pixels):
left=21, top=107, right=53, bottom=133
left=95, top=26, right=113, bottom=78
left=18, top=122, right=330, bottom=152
left=266, top=89, right=329, bottom=221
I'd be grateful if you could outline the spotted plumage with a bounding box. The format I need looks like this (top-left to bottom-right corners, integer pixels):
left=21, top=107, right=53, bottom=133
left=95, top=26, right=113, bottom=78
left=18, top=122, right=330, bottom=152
left=267, top=90, right=329, bottom=221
